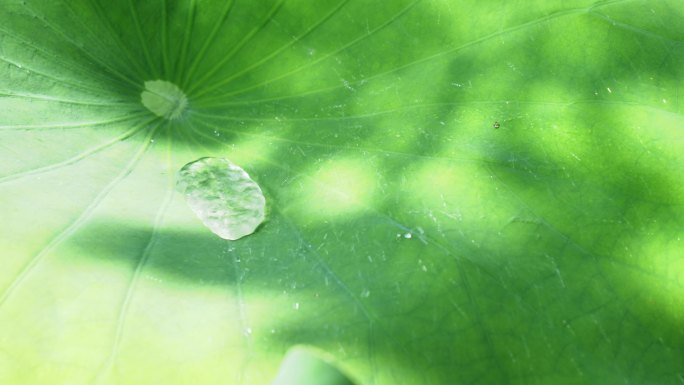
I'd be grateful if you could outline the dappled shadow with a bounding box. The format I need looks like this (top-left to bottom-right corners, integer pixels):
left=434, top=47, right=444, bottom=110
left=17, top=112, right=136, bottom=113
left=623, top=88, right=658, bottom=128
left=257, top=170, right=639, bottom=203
left=5, top=0, right=684, bottom=384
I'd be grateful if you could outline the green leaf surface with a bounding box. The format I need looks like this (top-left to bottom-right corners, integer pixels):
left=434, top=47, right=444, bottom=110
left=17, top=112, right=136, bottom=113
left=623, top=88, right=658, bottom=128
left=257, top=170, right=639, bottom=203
left=1, top=0, right=684, bottom=384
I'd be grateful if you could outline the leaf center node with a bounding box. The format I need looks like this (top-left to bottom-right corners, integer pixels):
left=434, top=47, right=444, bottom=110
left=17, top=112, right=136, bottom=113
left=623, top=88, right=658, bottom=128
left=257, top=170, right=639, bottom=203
left=140, top=80, right=188, bottom=120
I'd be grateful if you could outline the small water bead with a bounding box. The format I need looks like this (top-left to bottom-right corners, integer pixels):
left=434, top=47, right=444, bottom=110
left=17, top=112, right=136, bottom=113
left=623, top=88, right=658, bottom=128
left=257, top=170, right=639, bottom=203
left=177, top=157, right=266, bottom=240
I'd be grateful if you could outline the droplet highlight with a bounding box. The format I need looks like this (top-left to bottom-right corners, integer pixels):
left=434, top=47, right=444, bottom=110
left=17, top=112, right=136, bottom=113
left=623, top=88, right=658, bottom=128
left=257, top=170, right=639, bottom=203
left=141, top=80, right=188, bottom=120
left=177, top=157, right=266, bottom=240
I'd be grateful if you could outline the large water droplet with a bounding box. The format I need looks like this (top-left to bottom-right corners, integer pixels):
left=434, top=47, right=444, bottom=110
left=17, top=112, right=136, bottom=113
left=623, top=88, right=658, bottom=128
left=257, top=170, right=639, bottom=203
left=177, top=157, right=266, bottom=240
left=141, top=80, right=188, bottom=120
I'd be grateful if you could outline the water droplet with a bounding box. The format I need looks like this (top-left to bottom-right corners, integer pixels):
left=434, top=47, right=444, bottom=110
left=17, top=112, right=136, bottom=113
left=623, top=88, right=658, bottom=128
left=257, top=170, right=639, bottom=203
left=243, top=327, right=252, bottom=336
left=360, top=289, right=370, bottom=298
left=177, top=157, right=266, bottom=240
left=140, top=80, right=188, bottom=120
left=404, top=233, right=412, bottom=239
left=293, top=302, right=300, bottom=310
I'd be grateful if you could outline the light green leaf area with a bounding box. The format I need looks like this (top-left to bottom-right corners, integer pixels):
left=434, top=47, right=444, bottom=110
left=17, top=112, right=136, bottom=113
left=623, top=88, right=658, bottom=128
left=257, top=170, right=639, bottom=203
left=1, top=0, right=683, bottom=384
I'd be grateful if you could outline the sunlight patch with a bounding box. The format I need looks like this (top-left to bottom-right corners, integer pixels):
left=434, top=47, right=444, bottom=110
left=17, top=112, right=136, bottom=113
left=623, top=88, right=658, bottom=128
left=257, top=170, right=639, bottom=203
left=628, top=235, right=684, bottom=322
left=299, top=158, right=376, bottom=220
left=406, top=162, right=465, bottom=203
left=141, top=80, right=188, bottom=120
left=403, top=161, right=493, bottom=213
left=228, top=134, right=279, bottom=167
left=403, top=160, right=518, bottom=230
left=105, top=272, right=283, bottom=385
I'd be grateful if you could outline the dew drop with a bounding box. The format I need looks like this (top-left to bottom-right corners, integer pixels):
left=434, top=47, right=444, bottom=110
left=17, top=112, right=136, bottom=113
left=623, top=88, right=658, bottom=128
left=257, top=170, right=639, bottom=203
left=360, top=289, right=370, bottom=298
left=177, top=157, right=266, bottom=240
left=404, top=233, right=412, bottom=239
left=293, top=302, right=300, bottom=310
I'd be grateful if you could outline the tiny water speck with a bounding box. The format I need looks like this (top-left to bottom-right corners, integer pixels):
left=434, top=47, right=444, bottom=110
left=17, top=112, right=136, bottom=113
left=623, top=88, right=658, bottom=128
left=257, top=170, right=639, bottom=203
left=293, top=302, right=300, bottom=310
left=360, top=289, right=370, bottom=298
left=404, top=233, right=412, bottom=239
left=177, top=157, right=266, bottom=240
